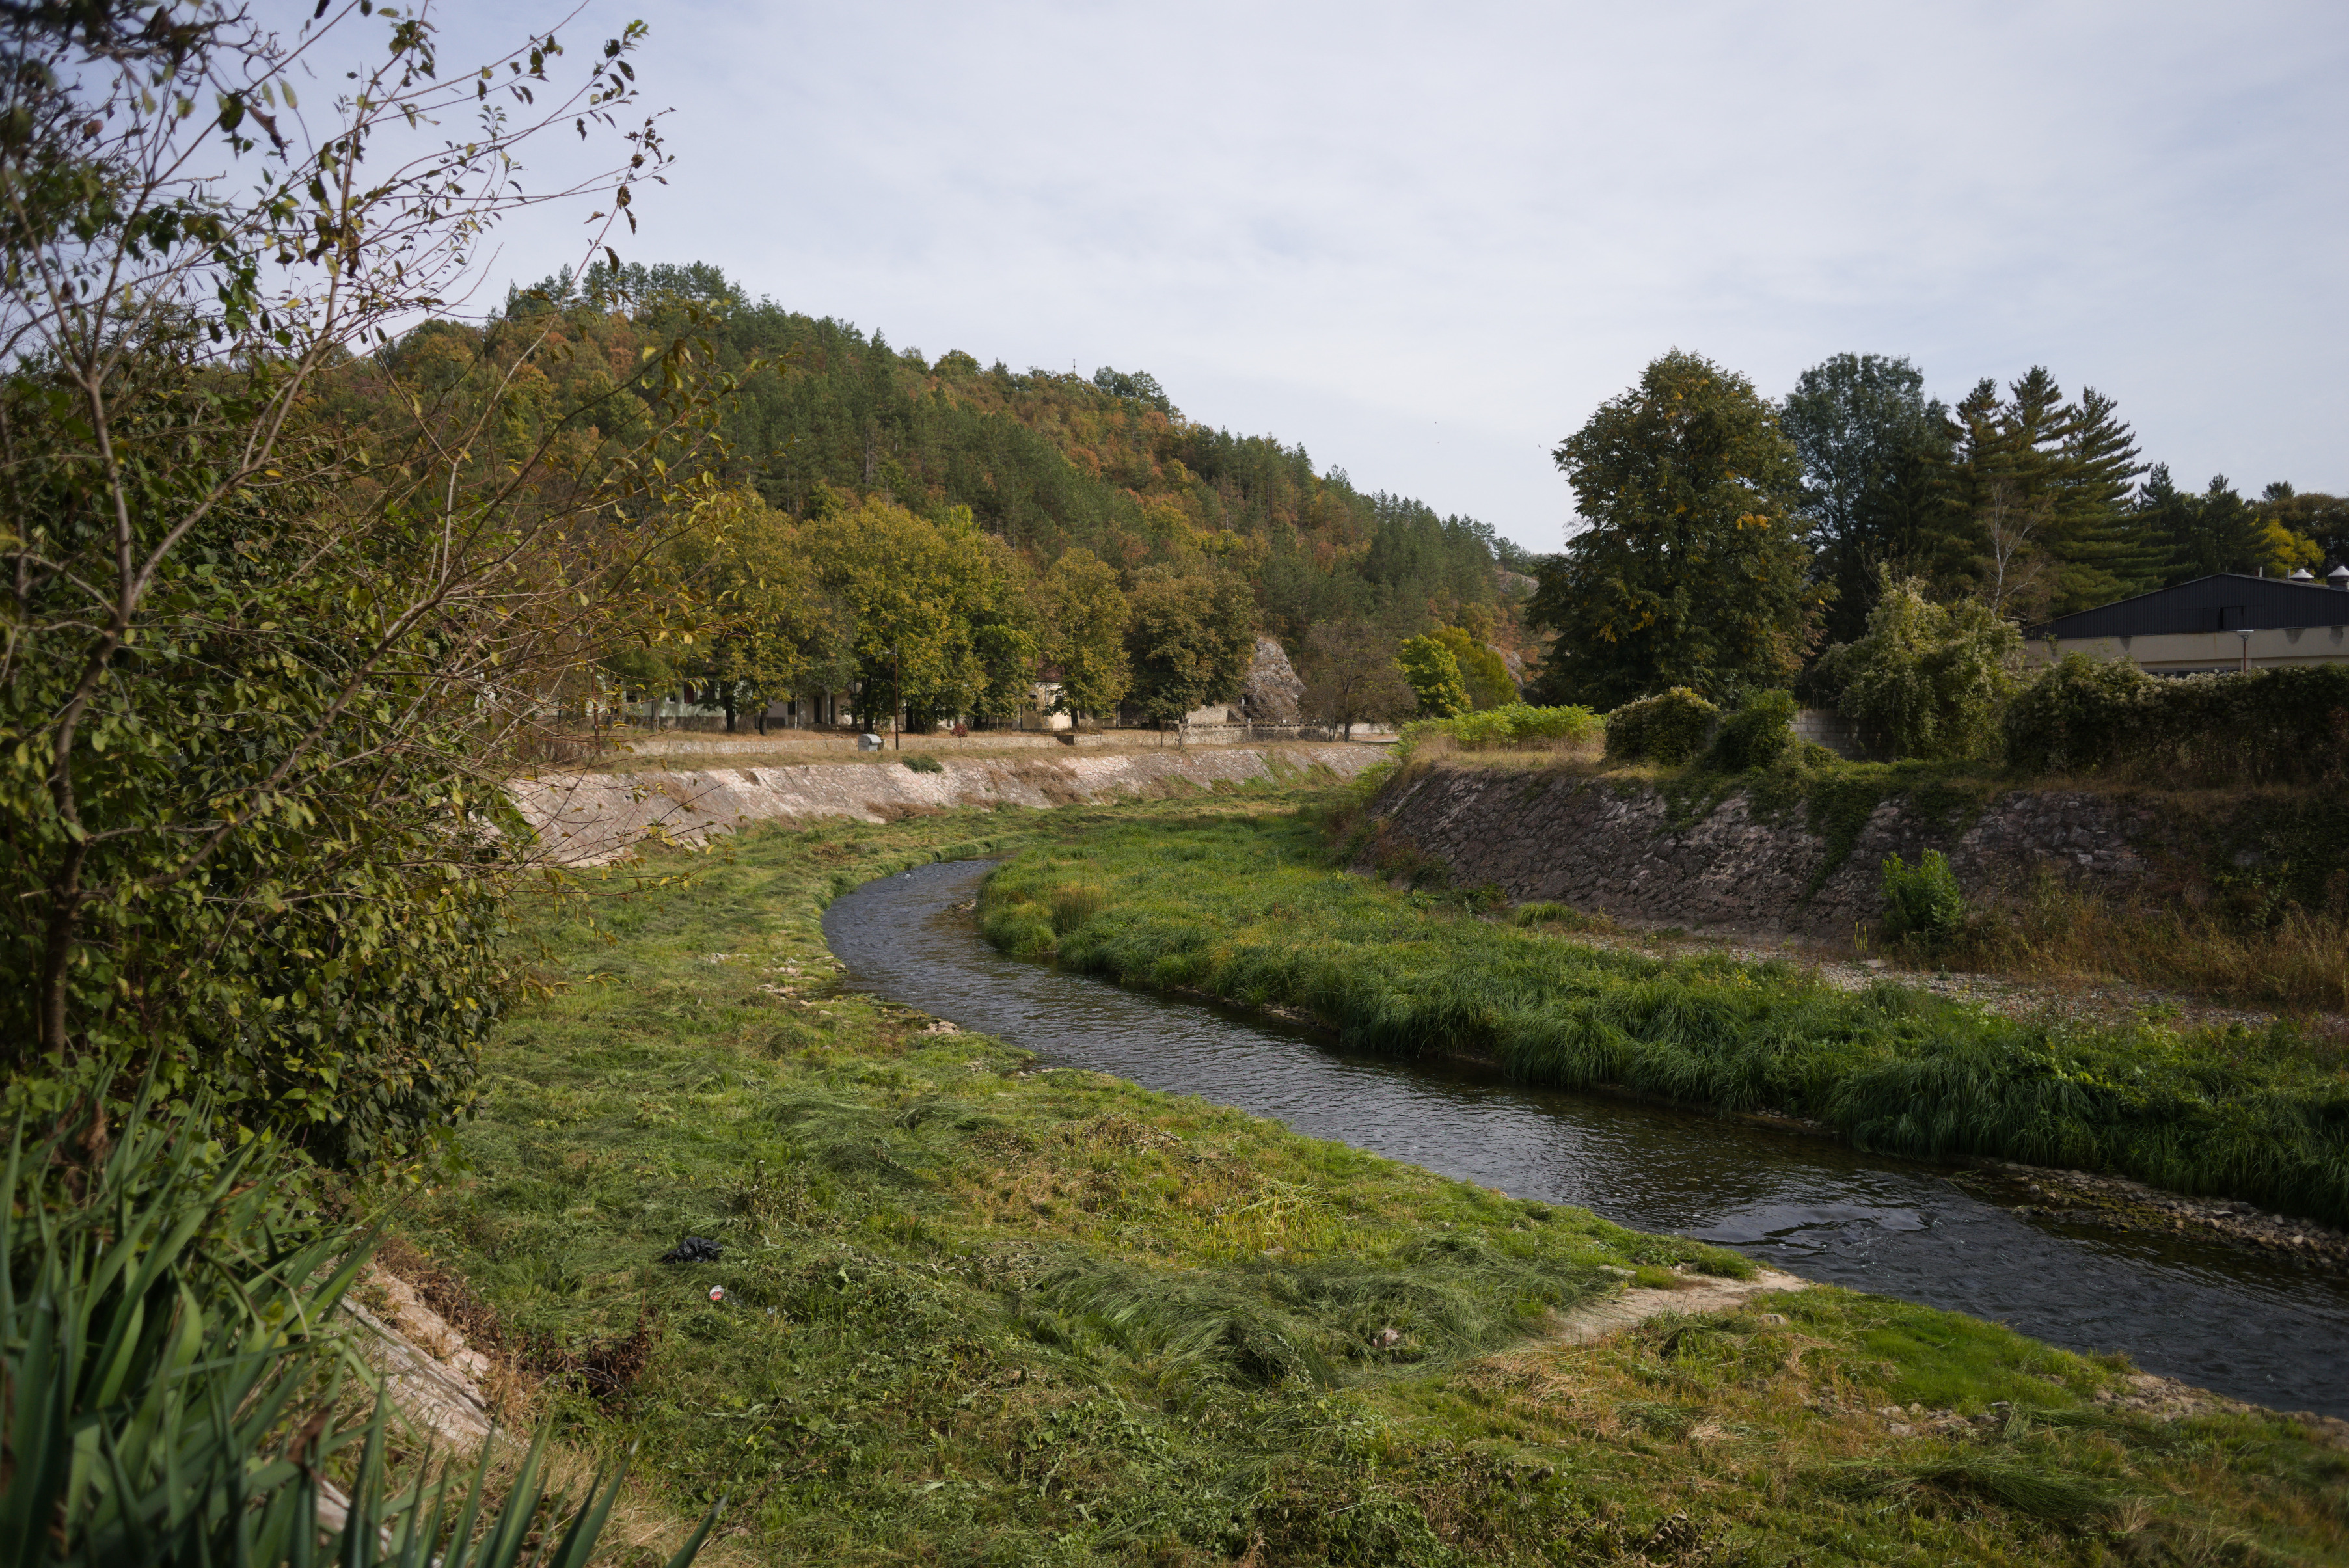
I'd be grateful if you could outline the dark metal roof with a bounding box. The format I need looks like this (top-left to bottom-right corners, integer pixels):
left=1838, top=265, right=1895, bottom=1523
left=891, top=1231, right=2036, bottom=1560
left=2027, top=573, right=2349, bottom=640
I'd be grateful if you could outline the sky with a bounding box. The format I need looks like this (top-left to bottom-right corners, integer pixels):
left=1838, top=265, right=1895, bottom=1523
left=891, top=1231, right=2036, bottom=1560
left=408, top=0, right=2346, bottom=554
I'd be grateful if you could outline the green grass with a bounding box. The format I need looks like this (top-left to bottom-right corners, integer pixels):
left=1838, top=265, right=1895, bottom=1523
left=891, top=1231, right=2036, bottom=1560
left=981, top=810, right=2349, bottom=1231
left=383, top=791, right=2349, bottom=1565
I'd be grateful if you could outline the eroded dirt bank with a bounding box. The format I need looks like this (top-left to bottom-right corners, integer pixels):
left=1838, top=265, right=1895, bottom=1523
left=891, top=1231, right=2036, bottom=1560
left=509, top=742, right=1385, bottom=864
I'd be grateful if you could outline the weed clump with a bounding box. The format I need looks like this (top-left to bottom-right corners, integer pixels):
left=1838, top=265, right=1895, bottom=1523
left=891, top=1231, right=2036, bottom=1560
left=903, top=753, right=945, bottom=773
left=1880, top=850, right=1965, bottom=946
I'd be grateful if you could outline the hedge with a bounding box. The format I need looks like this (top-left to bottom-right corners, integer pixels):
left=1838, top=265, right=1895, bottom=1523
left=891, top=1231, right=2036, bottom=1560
left=2003, top=657, right=2349, bottom=783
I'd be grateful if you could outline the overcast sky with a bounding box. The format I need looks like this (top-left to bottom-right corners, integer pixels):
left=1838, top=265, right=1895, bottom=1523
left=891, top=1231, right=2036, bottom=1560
left=422, top=1, right=2346, bottom=554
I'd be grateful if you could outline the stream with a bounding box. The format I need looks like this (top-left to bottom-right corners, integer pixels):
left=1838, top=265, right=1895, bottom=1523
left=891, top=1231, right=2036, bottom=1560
left=823, top=859, right=2349, bottom=1418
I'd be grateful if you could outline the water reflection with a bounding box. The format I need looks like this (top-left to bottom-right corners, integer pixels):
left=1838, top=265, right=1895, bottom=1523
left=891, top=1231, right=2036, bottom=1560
left=823, top=859, right=2348, bottom=1417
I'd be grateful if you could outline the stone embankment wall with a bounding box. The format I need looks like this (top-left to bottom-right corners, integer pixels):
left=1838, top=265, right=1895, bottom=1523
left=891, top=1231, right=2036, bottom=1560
left=1369, top=764, right=2160, bottom=941
left=513, top=743, right=1385, bottom=865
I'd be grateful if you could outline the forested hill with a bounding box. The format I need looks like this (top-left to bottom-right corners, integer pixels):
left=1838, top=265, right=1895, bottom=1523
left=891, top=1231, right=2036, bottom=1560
left=506, top=262, right=1520, bottom=642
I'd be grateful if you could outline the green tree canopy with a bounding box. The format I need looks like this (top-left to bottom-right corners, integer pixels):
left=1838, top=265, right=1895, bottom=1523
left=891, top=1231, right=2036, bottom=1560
left=1529, top=350, right=1821, bottom=708
left=1122, top=567, right=1255, bottom=724
left=1396, top=634, right=1470, bottom=717
left=1040, top=548, right=1131, bottom=724
left=1780, top=353, right=1953, bottom=643
left=667, top=489, right=845, bottom=730
left=1429, top=625, right=1515, bottom=709
left=802, top=494, right=1037, bottom=729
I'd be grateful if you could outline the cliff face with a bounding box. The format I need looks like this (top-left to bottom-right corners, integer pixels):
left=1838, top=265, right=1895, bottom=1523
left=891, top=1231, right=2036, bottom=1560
left=1366, top=764, right=2163, bottom=939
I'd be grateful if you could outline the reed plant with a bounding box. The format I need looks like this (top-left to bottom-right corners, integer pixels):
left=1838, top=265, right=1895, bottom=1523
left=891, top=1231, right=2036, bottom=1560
left=981, top=812, right=2349, bottom=1228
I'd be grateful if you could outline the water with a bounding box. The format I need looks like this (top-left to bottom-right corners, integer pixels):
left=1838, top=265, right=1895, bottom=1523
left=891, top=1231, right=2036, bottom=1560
left=824, top=859, right=2349, bottom=1417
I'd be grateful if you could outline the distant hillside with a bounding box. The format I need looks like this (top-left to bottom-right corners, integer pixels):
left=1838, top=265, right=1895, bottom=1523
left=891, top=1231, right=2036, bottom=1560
left=507, top=262, right=1530, bottom=647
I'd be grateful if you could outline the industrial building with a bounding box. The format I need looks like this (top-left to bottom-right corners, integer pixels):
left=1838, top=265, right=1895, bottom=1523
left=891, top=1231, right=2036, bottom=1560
left=2024, top=567, right=2349, bottom=673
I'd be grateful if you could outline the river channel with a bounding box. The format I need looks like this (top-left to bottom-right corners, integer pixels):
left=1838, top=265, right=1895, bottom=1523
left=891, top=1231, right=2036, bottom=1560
left=823, top=859, right=2349, bottom=1418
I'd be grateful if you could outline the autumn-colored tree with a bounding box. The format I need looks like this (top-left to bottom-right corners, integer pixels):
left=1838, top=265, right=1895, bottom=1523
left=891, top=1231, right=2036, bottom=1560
left=1040, top=548, right=1130, bottom=727
left=1529, top=350, right=1821, bottom=708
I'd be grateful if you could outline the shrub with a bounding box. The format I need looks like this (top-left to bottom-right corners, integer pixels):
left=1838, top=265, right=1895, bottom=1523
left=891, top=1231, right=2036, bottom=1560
left=1881, top=850, right=1965, bottom=944
left=1812, top=571, right=2021, bottom=760
left=1400, top=703, right=1603, bottom=758
left=1999, top=653, right=2158, bottom=774
left=2004, top=658, right=2349, bottom=783
left=1706, top=689, right=1797, bottom=772
left=903, top=753, right=945, bottom=774
left=1603, top=688, right=1719, bottom=764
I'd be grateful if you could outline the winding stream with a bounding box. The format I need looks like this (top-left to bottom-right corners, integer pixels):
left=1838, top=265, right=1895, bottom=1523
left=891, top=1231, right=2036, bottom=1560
left=824, top=859, right=2349, bottom=1417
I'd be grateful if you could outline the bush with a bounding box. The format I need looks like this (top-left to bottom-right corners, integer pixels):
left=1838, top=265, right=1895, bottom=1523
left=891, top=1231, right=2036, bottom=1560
left=1812, top=572, right=2021, bottom=760
left=1706, top=689, right=1797, bottom=771
left=2004, top=658, right=2349, bottom=783
left=1400, top=703, right=1603, bottom=757
left=1881, top=850, right=1965, bottom=944
left=1603, top=688, right=1719, bottom=764
left=903, top=753, right=945, bottom=773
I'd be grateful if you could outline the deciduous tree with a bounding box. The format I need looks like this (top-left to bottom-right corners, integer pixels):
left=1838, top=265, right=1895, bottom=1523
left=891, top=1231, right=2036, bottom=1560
left=1396, top=634, right=1470, bottom=717
left=1039, top=548, right=1130, bottom=726
left=1530, top=350, right=1821, bottom=708
left=1123, top=567, right=1255, bottom=725
left=1299, top=620, right=1415, bottom=737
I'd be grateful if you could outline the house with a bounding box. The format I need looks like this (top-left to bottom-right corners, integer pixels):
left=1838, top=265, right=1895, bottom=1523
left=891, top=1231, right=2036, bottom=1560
left=2024, top=567, right=2349, bottom=674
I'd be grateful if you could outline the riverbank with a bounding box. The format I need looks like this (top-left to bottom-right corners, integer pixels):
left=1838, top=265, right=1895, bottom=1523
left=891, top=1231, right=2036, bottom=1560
left=978, top=808, right=2349, bottom=1236
left=506, top=741, right=1382, bottom=865
left=377, top=791, right=2346, bottom=1565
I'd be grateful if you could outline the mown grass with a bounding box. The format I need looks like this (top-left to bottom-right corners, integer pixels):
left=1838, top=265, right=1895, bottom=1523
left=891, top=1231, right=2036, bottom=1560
left=981, top=811, right=2349, bottom=1231
left=378, top=790, right=2349, bottom=1566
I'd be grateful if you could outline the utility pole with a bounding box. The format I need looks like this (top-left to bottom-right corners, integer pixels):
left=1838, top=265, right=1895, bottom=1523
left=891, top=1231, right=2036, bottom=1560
left=892, top=643, right=902, bottom=750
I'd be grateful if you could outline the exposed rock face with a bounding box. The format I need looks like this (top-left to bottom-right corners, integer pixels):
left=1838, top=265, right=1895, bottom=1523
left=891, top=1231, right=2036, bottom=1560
left=1243, top=636, right=1305, bottom=722
left=1368, top=764, right=2160, bottom=939
left=513, top=742, right=1386, bottom=865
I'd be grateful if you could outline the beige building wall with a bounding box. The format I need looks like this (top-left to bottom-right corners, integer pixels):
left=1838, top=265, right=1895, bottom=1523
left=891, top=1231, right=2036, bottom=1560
left=2026, top=623, right=2349, bottom=673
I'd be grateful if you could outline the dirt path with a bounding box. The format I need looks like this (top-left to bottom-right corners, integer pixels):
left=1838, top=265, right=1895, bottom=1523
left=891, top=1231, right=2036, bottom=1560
left=1550, top=1266, right=1808, bottom=1344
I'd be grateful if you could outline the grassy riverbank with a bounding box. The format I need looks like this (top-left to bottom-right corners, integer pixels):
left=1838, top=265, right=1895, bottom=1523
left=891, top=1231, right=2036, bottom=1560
left=979, top=810, right=2349, bottom=1232
left=377, top=790, right=2348, bottom=1565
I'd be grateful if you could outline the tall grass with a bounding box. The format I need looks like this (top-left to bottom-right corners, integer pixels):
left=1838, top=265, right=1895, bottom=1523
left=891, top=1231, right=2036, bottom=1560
left=1942, top=874, right=2349, bottom=1018
left=981, top=813, right=2349, bottom=1228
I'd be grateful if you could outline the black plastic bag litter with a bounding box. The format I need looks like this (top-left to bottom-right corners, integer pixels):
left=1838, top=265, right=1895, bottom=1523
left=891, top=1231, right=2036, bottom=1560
left=659, top=1236, right=723, bottom=1264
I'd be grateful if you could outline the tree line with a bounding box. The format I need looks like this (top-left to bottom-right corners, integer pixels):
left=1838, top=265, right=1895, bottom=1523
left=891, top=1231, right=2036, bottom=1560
left=1524, top=349, right=2344, bottom=713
